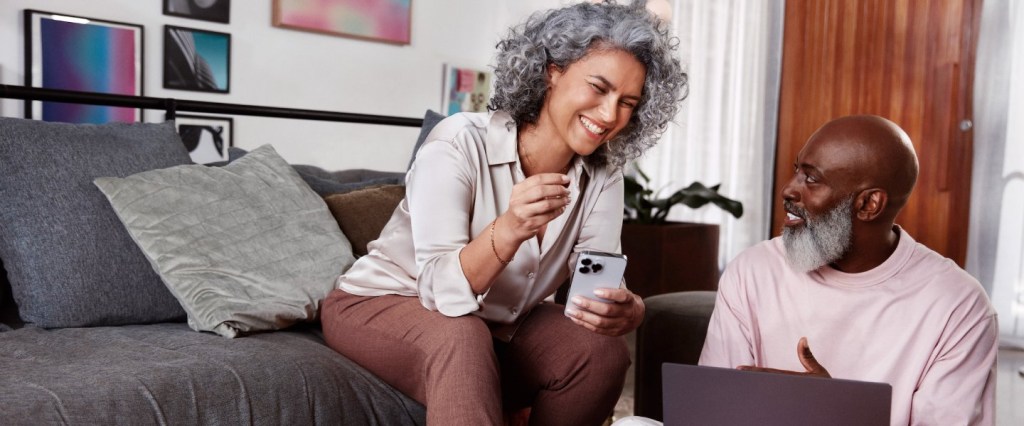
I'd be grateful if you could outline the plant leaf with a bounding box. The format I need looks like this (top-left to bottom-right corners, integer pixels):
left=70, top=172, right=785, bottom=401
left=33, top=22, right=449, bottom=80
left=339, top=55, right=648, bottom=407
left=622, top=165, right=745, bottom=223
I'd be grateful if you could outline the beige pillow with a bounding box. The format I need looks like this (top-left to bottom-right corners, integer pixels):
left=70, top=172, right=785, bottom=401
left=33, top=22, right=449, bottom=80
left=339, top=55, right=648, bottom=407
left=95, top=145, right=354, bottom=338
left=323, top=185, right=405, bottom=257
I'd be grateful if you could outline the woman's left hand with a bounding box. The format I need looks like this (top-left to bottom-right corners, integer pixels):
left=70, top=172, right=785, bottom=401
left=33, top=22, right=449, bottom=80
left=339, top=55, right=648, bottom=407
left=564, top=288, right=645, bottom=336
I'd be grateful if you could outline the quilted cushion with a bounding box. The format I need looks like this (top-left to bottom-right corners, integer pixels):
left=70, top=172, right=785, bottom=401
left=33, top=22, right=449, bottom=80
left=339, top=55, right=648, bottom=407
left=95, top=145, right=354, bottom=337
left=0, top=117, right=190, bottom=328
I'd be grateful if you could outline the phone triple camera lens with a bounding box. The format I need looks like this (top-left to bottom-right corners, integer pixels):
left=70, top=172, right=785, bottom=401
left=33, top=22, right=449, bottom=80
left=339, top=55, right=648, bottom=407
left=578, top=257, right=603, bottom=274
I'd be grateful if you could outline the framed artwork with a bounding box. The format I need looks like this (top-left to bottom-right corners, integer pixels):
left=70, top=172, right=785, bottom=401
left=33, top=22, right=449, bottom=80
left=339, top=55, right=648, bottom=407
left=163, top=25, right=231, bottom=93
left=24, top=10, right=144, bottom=123
left=441, top=64, right=492, bottom=115
left=174, top=114, right=233, bottom=164
left=163, top=0, right=231, bottom=24
left=272, top=0, right=412, bottom=45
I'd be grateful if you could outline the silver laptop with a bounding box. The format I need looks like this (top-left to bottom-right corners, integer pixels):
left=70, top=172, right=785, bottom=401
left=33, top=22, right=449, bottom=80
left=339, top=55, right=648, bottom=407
left=662, top=363, right=891, bottom=426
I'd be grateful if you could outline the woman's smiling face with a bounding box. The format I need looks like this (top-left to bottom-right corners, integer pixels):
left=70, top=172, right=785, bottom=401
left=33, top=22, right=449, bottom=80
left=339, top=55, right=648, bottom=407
left=538, top=48, right=646, bottom=156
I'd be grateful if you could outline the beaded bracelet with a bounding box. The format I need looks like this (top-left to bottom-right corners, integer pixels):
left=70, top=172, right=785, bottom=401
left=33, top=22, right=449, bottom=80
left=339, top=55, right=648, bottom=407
left=490, top=219, right=513, bottom=266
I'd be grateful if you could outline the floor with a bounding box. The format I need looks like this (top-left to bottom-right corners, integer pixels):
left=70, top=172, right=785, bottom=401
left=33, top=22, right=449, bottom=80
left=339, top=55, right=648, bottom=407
left=612, top=334, right=1024, bottom=425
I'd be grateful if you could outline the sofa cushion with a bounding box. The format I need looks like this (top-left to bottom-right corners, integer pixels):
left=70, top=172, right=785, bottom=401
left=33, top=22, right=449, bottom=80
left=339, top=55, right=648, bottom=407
left=0, top=117, right=190, bottom=328
left=408, top=110, right=446, bottom=170
left=323, top=185, right=406, bottom=257
left=95, top=145, right=354, bottom=338
left=0, top=323, right=426, bottom=424
left=227, top=147, right=405, bottom=196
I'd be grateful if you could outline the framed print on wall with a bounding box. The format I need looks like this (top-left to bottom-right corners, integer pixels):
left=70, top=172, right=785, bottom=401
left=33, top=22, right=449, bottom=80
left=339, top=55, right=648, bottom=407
left=441, top=64, right=492, bottom=115
left=272, top=0, right=412, bottom=45
left=163, top=25, right=230, bottom=93
left=174, top=114, right=233, bottom=164
left=24, top=10, right=144, bottom=123
left=163, top=0, right=231, bottom=24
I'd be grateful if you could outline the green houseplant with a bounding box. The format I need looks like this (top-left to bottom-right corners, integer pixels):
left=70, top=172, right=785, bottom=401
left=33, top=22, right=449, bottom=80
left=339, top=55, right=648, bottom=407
left=624, top=168, right=743, bottom=223
left=620, top=167, right=743, bottom=298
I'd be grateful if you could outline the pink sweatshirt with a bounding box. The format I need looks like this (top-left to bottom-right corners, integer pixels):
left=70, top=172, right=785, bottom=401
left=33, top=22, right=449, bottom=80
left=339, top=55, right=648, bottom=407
left=699, top=227, right=998, bottom=425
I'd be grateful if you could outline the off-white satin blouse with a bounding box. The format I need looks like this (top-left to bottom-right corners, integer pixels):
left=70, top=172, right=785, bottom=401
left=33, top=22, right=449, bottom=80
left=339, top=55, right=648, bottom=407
left=337, top=111, right=624, bottom=331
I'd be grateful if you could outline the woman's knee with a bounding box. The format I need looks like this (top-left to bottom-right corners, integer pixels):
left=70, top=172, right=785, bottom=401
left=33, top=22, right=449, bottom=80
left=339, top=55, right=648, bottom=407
left=583, top=334, right=631, bottom=374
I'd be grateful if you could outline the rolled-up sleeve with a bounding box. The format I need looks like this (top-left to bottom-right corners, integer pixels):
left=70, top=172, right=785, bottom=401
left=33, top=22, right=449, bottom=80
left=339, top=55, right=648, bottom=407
left=405, top=135, right=481, bottom=316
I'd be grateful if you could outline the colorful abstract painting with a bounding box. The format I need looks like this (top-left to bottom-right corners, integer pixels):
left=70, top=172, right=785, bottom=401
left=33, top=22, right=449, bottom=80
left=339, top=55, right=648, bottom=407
left=442, top=65, right=492, bottom=115
left=273, top=0, right=411, bottom=45
left=25, top=10, right=143, bottom=123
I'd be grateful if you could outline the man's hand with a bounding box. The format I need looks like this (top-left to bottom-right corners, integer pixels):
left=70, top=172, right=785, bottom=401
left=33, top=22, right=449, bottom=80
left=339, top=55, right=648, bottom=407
left=737, top=337, right=831, bottom=378
left=564, top=288, right=645, bottom=336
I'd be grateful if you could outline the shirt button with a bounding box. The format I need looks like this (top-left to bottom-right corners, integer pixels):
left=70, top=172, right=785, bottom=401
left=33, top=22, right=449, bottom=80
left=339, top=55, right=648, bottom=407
left=510, top=307, right=518, bottom=316
left=527, top=272, right=535, bottom=279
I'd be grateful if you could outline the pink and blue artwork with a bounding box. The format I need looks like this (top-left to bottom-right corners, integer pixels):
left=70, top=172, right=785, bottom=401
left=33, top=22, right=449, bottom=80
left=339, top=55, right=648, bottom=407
left=26, top=11, right=143, bottom=123
left=273, top=0, right=411, bottom=45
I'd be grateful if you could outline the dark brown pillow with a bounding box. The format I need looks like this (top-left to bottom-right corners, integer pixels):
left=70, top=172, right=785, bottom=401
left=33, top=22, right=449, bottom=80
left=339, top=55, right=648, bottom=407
left=323, top=185, right=406, bottom=256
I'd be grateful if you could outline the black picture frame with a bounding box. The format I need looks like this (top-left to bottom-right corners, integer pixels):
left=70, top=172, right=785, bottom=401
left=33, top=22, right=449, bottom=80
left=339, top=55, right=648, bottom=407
left=24, top=10, right=144, bottom=123
left=163, top=0, right=231, bottom=24
left=163, top=25, right=231, bottom=93
left=174, top=114, right=234, bottom=164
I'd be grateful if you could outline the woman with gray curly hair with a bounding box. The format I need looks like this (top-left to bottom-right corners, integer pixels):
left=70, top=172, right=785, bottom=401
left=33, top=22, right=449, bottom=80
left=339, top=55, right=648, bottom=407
left=321, top=1, right=687, bottom=424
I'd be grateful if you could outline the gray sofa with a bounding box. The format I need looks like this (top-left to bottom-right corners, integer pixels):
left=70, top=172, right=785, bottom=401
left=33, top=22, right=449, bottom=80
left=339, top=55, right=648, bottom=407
left=633, top=291, right=717, bottom=421
left=0, top=115, right=444, bottom=425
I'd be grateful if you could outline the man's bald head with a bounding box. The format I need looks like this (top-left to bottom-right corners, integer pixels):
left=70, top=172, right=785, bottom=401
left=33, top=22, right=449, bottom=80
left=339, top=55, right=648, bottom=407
left=803, top=115, right=918, bottom=216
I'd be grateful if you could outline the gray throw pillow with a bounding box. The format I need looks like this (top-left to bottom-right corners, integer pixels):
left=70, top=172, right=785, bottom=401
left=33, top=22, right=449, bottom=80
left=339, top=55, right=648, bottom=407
left=0, top=117, right=191, bottom=328
left=95, top=145, right=355, bottom=338
left=408, top=110, right=446, bottom=170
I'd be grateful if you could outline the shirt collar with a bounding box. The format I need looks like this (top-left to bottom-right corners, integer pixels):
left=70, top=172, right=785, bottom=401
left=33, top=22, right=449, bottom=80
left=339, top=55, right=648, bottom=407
left=486, top=111, right=518, bottom=166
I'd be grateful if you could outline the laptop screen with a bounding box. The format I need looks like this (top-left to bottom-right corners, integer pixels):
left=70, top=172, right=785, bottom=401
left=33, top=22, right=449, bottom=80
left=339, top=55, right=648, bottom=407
left=662, top=363, right=891, bottom=426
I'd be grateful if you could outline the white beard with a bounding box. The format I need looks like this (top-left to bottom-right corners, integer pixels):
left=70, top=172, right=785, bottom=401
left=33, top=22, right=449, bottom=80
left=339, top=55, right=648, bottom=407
left=782, top=196, right=854, bottom=273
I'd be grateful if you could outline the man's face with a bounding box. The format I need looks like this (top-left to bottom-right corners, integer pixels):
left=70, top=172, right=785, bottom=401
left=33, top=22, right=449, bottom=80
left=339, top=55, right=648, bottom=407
left=780, top=137, right=859, bottom=272
left=782, top=195, right=854, bottom=272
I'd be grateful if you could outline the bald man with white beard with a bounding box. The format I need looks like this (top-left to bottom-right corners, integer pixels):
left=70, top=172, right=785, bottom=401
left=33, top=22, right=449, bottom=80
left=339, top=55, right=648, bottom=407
left=698, top=115, right=998, bottom=425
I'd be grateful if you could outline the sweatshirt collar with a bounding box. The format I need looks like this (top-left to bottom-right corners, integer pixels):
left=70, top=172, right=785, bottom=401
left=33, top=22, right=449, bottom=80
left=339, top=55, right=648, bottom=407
left=814, top=225, right=915, bottom=288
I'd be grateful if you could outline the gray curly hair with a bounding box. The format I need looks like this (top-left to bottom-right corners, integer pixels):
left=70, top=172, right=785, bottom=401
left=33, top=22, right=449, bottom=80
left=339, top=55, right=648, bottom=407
left=489, top=0, right=688, bottom=168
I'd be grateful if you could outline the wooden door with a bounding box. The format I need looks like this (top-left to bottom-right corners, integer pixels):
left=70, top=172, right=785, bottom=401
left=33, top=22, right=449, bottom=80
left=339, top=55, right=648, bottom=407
left=772, top=0, right=982, bottom=265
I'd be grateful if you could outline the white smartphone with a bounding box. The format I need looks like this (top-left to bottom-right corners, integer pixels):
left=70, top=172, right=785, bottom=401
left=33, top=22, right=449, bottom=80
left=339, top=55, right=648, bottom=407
left=564, top=250, right=627, bottom=314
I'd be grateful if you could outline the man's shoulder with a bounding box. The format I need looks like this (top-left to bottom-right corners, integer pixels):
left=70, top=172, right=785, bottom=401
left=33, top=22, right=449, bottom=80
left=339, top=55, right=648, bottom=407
left=716, top=238, right=792, bottom=291
left=728, top=237, right=788, bottom=270
left=899, top=232, right=994, bottom=315
left=901, top=234, right=980, bottom=287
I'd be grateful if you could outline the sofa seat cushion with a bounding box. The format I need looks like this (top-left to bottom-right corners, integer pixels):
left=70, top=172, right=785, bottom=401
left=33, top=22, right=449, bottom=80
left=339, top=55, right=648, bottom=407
left=0, top=323, right=425, bottom=425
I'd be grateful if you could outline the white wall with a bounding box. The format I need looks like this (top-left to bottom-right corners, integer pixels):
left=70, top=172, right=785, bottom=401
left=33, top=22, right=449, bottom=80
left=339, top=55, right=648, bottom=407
left=0, top=0, right=523, bottom=172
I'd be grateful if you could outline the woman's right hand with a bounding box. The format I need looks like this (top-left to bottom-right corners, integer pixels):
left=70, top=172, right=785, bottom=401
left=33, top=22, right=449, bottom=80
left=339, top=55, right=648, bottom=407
left=501, top=173, right=571, bottom=243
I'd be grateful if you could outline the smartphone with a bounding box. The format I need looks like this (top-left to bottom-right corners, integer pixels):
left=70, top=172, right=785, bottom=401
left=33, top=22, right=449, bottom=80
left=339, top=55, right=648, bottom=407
left=565, top=250, right=627, bottom=314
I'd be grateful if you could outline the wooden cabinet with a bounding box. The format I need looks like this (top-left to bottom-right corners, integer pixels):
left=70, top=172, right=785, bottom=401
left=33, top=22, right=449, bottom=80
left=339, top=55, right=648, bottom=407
left=620, top=222, right=720, bottom=298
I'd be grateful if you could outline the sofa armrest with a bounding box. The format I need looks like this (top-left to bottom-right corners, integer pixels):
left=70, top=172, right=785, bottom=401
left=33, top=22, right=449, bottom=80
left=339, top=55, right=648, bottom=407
left=633, top=290, right=716, bottom=420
